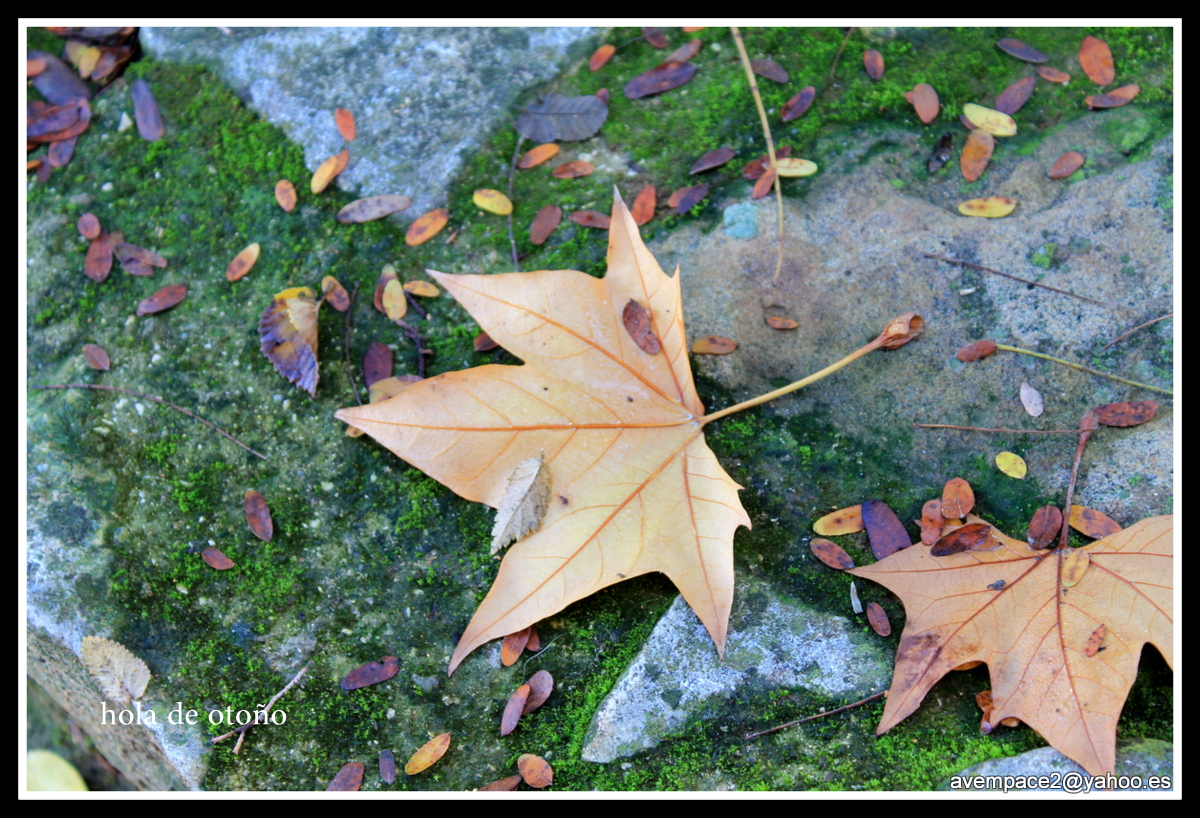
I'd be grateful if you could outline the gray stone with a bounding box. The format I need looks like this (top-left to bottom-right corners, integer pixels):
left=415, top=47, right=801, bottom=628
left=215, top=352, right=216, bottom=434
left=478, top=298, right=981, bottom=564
left=940, top=737, right=1173, bottom=791
left=139, top=26, right=600, bottom=217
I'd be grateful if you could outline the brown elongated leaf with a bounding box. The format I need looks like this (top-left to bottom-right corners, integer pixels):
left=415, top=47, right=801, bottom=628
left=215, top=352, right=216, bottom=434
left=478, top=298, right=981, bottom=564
left=997, top=38, right=1049, bottom=63
left=1049, top=151, right=1085, bottom=179
left=516, top=93, right=608, bottom=142
left=274, top=179, right=297, bottom=212
left=82, top=343, right=110, bottom=371
left=136, top=283, right=187, bottom=317
left=501, top=627, right=531, bottom=666
left=85, top=233, right=114, bottom=282
left=1085, top=624, right=1107, bottom=658
left=1079, top=35, right=1115, bottom=85
left=589, top=44, right=615, bottom=72
left=28, top=99, right=91, bottom=145
left=569, top=210, right=610, bottom=229
left=623, top=299, right=661, bottom=355
left=862, top=498, right=911, bottom=560
left=994, top=75, right=1036, bottom=115
left=1036, top=65, right=1071, bottom=84
left=77, top=212, right=101, bottom=240
left=479, top=775, right=522, bottom=791
left=491, top=456, right=551, bottom=554
left=813, top=505, right=863, bottom=536
left=919, top=499, right=943, bottom=545
left=80, top=636, right=151, bottom=706
left=201, top=547, right=235, bottom=570
left=130, top=79, right=164, bottom=141
left=941, top=477, right=974, bottom=519
left=526, top=627, right=540, bottom=651
left=1026, top=505, right=1062, bottom=550
left=530, top=205, right=562, bottom=245
left=931, top=523, right=994, bottom=556
left=523, top=670, right=553, bottom=714
left=631, top=185, right=656, bottom=226
left=115, top=243, right=167, bottom=277
left=849, top=515, right=1173, bottom=775
left=501, top=684, right=530, bottom=736
left=1086, top=85, right=1140, bottom=109
left=374, top=264, right=399, bottom=313
left=909, top=83, right=939, bottom=124
left=321, top=275, right=350, bottom=312
left=1094, top=400, right=1158, bottom=427
left=751, top=168, right=776, bottom=200
left=690, top=335, right=736, bottom=355
left=259, top=286, right=320, bottom=395
left=642, top=27, right=668, bottom=48
left=959, top=128, right=995, bottom=182
left=337, top=195, right=412, bottom=223
left=27, top=100, right=81, bottom=138
left=863, top=49, right=884, bottom=80
left=335, top=107, right=356, bottom=141
left=666, top=39, right=702, bottom=63
left=782, top=86, right=815, bottom=122
left=690, top=147, right=735, bottom=174
left=406, top=208, right=449, bottom=246
left=244, top=489, right=274, bottom=541
left=337, top=194, right=752, bottom=674
left=866, top=602, right=891, bottom=636
left=750, top=58, right=789, bottom=83
left=340, top=656, right=399, bottom=690
left=311, top=149, right=349, bottom=193
left=553, top=160, right=594, bottom=179
left=956, top=339, right=997, bottom=362
left=668, top=183, right=707, bottom=214
left=326, top=762, right=364, bottom=792
left=518, top=143, right=559, bottom=169
left=810, top=537, right=854, bottom=570
left=742, top=146, right=790, bottom=180
left=765, top=316, right=798, bottom=330
left=29, top=51, right=90, bottom=105
left=517, top=754, right=553, bottom=788
left=1070, top=505, right=1122, bottom=539
left=624, top=61, right=698, bottom=99
left=379, top=750, right=396, bottom=785
left=225, top=242, right=260, bottom=282
left=363, top=342, right=393, bottom=387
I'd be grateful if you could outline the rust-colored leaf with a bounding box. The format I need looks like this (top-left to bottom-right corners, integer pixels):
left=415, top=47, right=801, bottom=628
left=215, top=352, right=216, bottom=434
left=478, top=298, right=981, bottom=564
left=810, top=537, right=854, bottom=570
left=1084, top=624, right=1107, bottom=658
left=1070, top=505, right=1122, bottom=539
left=863, top=49, right=884, bottom=81
left=406, top=208, right=450, bottom=246
left=589, top=43, right=616, bottom=72
left=941, top=477, right=975, bottom=519
left=959, top=128, right=995, bottom=182
left=320, top=275, right=350, bottom=312
left=1036, top=65, right=1071, bottom=84
left=379, top=750, right=396, bottom=785
left=690, top=335, right=736, bottom=355
left=405, top=733, right=451, bottom=775
left=530, top=204, right=562, bottom=245
left=27, top=100, right=82, bottom=139
left=1048, top=151, right=1085, bottom=179
left=765, top=316, right=798, bottom=330
left=523, top=669, right=553, bottom=714
left=311, top=149, right=350, bottom=194
left=866, top=602, right=892, bottom=636
left=919, top=499, right=944, bottom=545
left=82, top=343, right=110, bottom=371
left=47, top=135, right=77, bottom=168
left=77, top=212, right=101, bottom=240
left=115, top=243, right=161, bottom=277
left=474, top=331, right=498, bottom=352
left=631, top=185, right=656, bottom=226
left=622, top=299, right=661, bottom=355
left=956, top=339, right=998, bottom=362
left=997, top=38, right=1049, bottom=63
left=259, top=287, right=320, bottom=394
left=569, top=210, right=611, bottom=229
left=341, top=655, right=399, bottom=690
left=751, top=167, right=776, bottom=200
left=690, top=147, right=735, bottom=174
left=479, top=775, right=522, bottom=791
left=994, top=75, right=1036, bottom=115
left=1079, top=35, right=1115, bottom=86
left=553, top=160, right=594, bottom=179
left=28, top=99, right=91, bottom=146
left=1086, top=84, right=1140, bottom=109
left=595, top=87, right=610, bottom=105
left=931, top=523, right=993, bottom=556
left=374, top=264, right=399, bottom=313
left=862, top=499, right=912, bottom=560
left=363, top=342, right=393, bottom=387
left=225, top=242, right=260, bottom=282
left=136, top=283, right=187, bottom=317
left=814, top=505, right=864, bottom=536
left=624, top=61, right=698, bottom=99
left=1026, top=505, right=1062, bottom=550
left=28, top=56, right=47, bottom=76
left=201, top=547, right=235, bottom=570
left=525, top=627, right=541, bottom=653
left=383, top=280, right=407, bottom=322
left=337, top=195, right=412, bottom=224
left=517, top=754, right=553, bottom=788
left=668, top=183, right=708, bottom=214
left=85, top=233, right=114, bottom=283
left=642, top=27, right=668, bottom=48
left=742, top=146, right=790, bottom=180
left=243, top=489, right=273, bottom=541
left=274, top=179, right=296, bottom=212
left=501, top=684, right=530, bottom=736
left=335, top=107, right=356, bottom=141
left=404, top=280, right=439, bottom=298
left=1094, top=400, right=1158, bottom=427
left=517, top=143, right=559, bottom=169
left=909, top=83, right=939, bottom=124
left=748, top=58, right=787, bottom=83
left=501, top=627, right=531, bottom=666
left=325, top=762, right=364, bottom=791
left=130, top=79, right=164, bottom=141
left=781, top=86, right=815, bottom=122
left=666, top=39, right=702, bottom=63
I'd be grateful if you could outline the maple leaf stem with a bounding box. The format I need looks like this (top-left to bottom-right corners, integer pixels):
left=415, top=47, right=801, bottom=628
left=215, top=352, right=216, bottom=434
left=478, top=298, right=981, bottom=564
left=993, top=343, right=1172, bottom=395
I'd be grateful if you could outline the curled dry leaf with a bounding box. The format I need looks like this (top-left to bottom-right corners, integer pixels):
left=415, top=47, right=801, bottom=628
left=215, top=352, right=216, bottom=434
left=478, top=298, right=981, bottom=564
left=501, top=684, right=530, bottom=736
left=666, top=38, right=702, bottom=63
left=962, top=103, right=1016, bottom=136
left=1079, top=35, right=1115, bottom=86
left=1020, top=381, right=1044, bottom=416
left=1070, top=505, right=1122, bottom=539
left=862, top=498, right=912, bottom=560
left=480, top=775, right=523, bottom=791
left=374, top=264, right=399, bottom=313
left=1027, top=505, right=1062, bottom=550
left=750, top=58, right=789, bottom=83
left=569, top=210, right=611, bottom=229
left=956, top=339, right=998, bottom=362
left=379, top=750, right=397, bottom=785
left=516, top=93, right=608, bottom=142
left=473, top=189, right=512, bottom=215
left=765, top=316, right=798, bottom=330
left=624, top=60, right=698, bottom=99
left=523, top=670, right=553, bottom=714
left=775, top=158, right=817, bottom=178
left=689, top=147, right=736, bottom=174
left=85, top=234, right=114, bottom=282
left=326, top=762, right=364, bottom=792
left=335, top=107, right=356, bottom=141
left=491, top=456, right=551, bottom=555
left=82, top=343, right=111, bottom=371
left=80, top=636, right=151, bottom=706
left=553, top=160, right=594, bottom=179
left=994, top=75, right=1036, bottom=115
left=668, top=183, right=708, bottom=214
left=877, top=312, right=923, bottom=350
left=849, top=581, right=863, bottom=614
left=77, top=212, right=101, bottom=240
left=517, top=754, right=553, bottom=788
left=226, top=242, right=260, bottom=282
left=321, top=275, right=351, bottom=312
left=690, top=335, right=736, bottom=355
left=259, top=286, right=320, bottom=395
left=589, top=43, right=615, bottom=71
left=201, top=547, right=235, bottom=570
left=622, top=299, right=661, bottom=355
left=383, top=279, right=407, bottom=322
left=908, top=83, right=939, bottom=124
left=642, top=27, right=668, bottom=49
left=631, top=185, right=656, bottom=226
left=941, top=477, right=974, bottom=519
left=340, top=655, right=399, bottom=690
left=866, top=602, right=892, bottom=636
left=244, top=489, right=273, bottom=541
left=1037, top=65, right=1071, bottom=84
left=518, top=143, right=558, bottom=169
left=1086, top=84, right=1140, bottom=109
left=814, top=505, right=864, bottom=536
left=782, top=86, right=815, bottom=122
left=919, top=499, right=944, bottom=545
left=337, top=195, right=412, bottom=224
left=130, top=79, right=164, bottom=141
left=997, top=38, right=1049, bottom=63
left=311, top=149, right=349, bottom=194
left=1094, top=400, right=1158, bottom=427
left=810, top=537, right=854, bottom=570
left=363, top=342, right=393, bottom=387
left=1049, top=151, right=1085, bottom=179
left=404, top=280, right=439, bottom=298
left=959, top=128, right=995, bottom=182
left=136, top=283, right=187, bottom=317
left=406, top=208, right=450, bottom=246
left=274, top=179, right=297, bottom=212
left=863, top=49, right=884, bottom=80
left=501, top=627, right=532, bottom=666
left=116, top=243, right=165, bottom=277
left=958, top=197, right=1016, bottom=218
left=530, top=205, right=562, bottom=245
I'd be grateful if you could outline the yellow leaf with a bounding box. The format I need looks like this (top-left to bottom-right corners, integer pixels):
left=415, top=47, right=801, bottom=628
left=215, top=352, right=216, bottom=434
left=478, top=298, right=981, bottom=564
left=311, top=149, right=349, bottom=193
left=775, top=158, right=818, bottom=177
left=962, top=103, right=1017, bottom=136
left=473, top=189, right=513, bottom=215
left=259, top=287, right=320, bottom=395
left=404, top=732, right=451, bottom=775
left=383, top=279, right=407, bottom=322
left=995, top=451, right=1027, bottom=479
left=226, top=242, right=260, bottom=282
left=813, top=505, right=864, bottom=536
left=80, top=636, right=151, bottom=706
left=403, top=280, right=440, bottom=298
left=958, top=196, right=1017, bottom=218
left=406, top=208, right=450, bottom=246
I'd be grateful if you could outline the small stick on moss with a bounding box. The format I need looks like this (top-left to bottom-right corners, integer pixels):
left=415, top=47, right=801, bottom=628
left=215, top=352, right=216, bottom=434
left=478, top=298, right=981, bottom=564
left=1101, top=313, right=1172, bottom=350
left=1058, top=410, right=1099, bottom=550
left=404, top=290, right=428, bottom=320
left=32, top=383, right=266, bottom=460
left=731, top=26, right=784, bottom=282
left=829, top=26, right=855, bottom=80
left=745, top=691, right=885, bottom=740
left=991, top=343, right=1172, bottom=395
left=914, top=423, right=1081, bottom=434
left=212, top=664, right=308, bottom=753
left=343, top=282, right=362, bottom=405
left=923, top=253, right=1120, bottom=310
left=507, top=134, right=526, bottom=271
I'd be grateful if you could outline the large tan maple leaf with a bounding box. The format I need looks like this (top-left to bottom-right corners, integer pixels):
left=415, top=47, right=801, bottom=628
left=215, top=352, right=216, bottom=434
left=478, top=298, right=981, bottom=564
left=336, top=194, right=750, bottom=673
left=849, top=515, right=1173, bottom=775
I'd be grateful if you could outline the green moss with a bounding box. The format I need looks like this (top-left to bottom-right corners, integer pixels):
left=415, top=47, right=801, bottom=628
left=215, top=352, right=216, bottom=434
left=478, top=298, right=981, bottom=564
left=1029, top=243, right=1057, bottom=270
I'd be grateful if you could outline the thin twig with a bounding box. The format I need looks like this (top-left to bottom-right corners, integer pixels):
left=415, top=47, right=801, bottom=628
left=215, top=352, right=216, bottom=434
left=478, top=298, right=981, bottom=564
left=402, top=323, right=428, bottom=379
left=993, top=343, right=1172, bottom=395
left=344, top=282, right=362, bottom=405
left=31, top=383, right=266, bottom=460
left=829, top=26, right=855, bottom=80
left=404, top=290, right=428, bottom=320
left=914, top=423, right=1081, bottom=434
left=745, top=691, right=885, bottom=740
left=1058, top=411, right=1098, bottom=550
left=1101, top=313, right=1172, bottom=350
left=731, top=26, right=784, bottom=281
left=507, top=134, right=526, bottom=271
left=212, top=664, right=308, bottom=753
left=923, top=253, right=1121, bottom=310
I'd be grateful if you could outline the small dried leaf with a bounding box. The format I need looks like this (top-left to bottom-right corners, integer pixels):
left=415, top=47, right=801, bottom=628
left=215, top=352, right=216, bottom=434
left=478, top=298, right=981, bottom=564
left=849, top=581, right=863, bottom=615
left=27, top=100, right=83, bottom=139
left=863, top=49, right=884, bottom=81
left=1027, top=505, right=1062, bottom=550
left=862, top=498, right=911, bottom=560
left=48, top=135, right=77, bottom=168
left=775, top=158, right=818, bottom=177
left=76, top=45, right=101, bottom=79
left=589, top=43, right=616, bottom=72
left=1084, top=624, right=1107, bottom=658
left=631, top=185, right=656, bottom=226
left=962, top=103, right=1017, bottom=136
left=403, top=280, right=440, bottom=298
left=958, top=196, right=1016, bottom=218
left=931, top=523, right=993, bottom=556
left=363, top=342, right=393, bottom=387
left=29, top=50, right=90, bottom=106
left=750, top=58, right=789, bottom=83
left=136, top=283, right=187, bottom=317
left=115, top=244, right=169, bottom=271
left=595, top=88, right=610, bottom=105
left=517, top=754, right=553, bottom=788
left=130, top=79, right=164, bottom=141
left=523, top=670, right=553, bottom=714
left=877, top=312, right=925, bottom=350
left=569, top=210, right=611, bottom=229
left=274, top=179, right=297, bottom=212
left=814, top=505, right=864, bottom=536
left=516, top=93, right=608, bottom=142
left=919, top=499, right=944, bottom=545
left=1060, top=547, right=1090, bottom=588
left=751, top=168, right=776, bottom=200
left=311, top=149, right=349, bottom=194
left=690, top=147, right=736, bottom=174
left=335, top=107, right=356, bottom=141
left=525, top=627, right=541, bottom=653
left=80, top=636, right=151, bottom=706
left=1020, top=381, right=1044, bottom=416
left=959, top=128, right=995, bottom=182
left=994, top=75, right=1036, bottom=115
left=321, top=275, right=351, bottom=312
left=340, top=656, right=400, bottom=690
left=85, top=234, right=114, bottom=282
left=244, top=489, right=274, bottom=541
left=82, top=343, right=110, bottom=371
left=1094, top=400, right=1158, bottom=427
left=201, top=547, right=235, bottom=570
left=501, top=684, right=530, bottom=736
left=996, top=451, right=1027, bottom=479
left=405, top=733, right=451, bottom=775
left=379, top=750, right=396, bottom=785
left=690, top=335, right=736, bottom=355
left=1048, top=151, right=1085, bottom=179
left=374, top=264, right=399, bottom=313
left=77, top=212, right=101, bottom=240
left=765, top=316, right=798, bottom=330
left=1079, top=35, right=1115, bottom=86
left=28, top=56, right=47, bottom=76
left=479, top=775, right=522, bottom=792
left=942, top=477, right=975, bottom=519
left=909, top=83, right=940, bottom=124
left=782, top=86, right=816, bottom=122
left=742, top=146, right=791, bottom=180
left=473, top=188, right=512, bottom=215
left=259, top=286, right=320, bottom=394
left=1036, top=65, right=1071, bottom=84
left=1069, top=506, right=1122, bottom=539
left=1086, top=84, right=1140, bottom=109
left=491, top=456, right=551, bottom=554
left=623, top=299, right=661, bottom=355
left=530, top=205, right=562, bottom=245
left=517, top=143, right=559, bottom=169
left=866, top=602, right=892, bottom=636
left=337, top=195, right=412, bottom=224
left=667, top=183, right=708, bottom=214
left=642, top=27, right=669, bottom=49
left=406, top=208, right=450, bottom=246
left=624, top=61, right=698, bottom=99
left=383, top=279, right=408, bottom=322
left=666, top=39, right=702, bottom=64
left=997, top=38, right=1049, bottom=63
left=474, top=331, right=498, bottom=352
left=552, top=160, right=594, bottom=179
left=956, top=339, right=998, bottom=362
left=810, top=537, right=854, bottom=570
left=501, top=627, right=531, bottom=666
left=225, top=242, right=260, bottom=282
